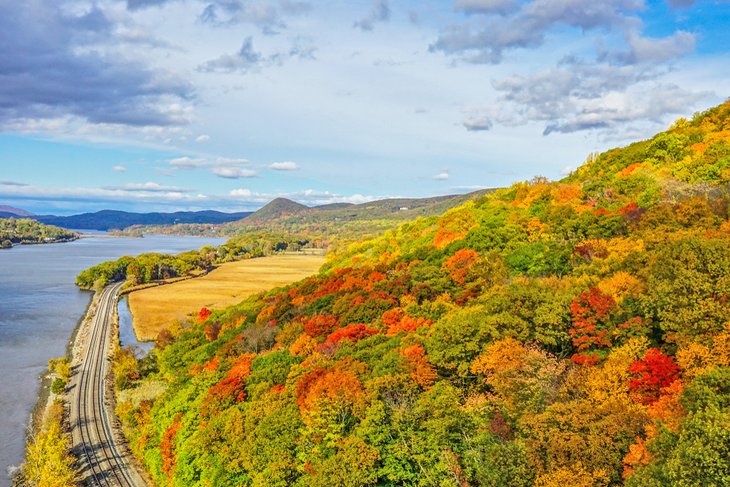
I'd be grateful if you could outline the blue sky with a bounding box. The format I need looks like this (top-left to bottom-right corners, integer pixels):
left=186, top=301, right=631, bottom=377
left=0, top=0, right=728, bottom=214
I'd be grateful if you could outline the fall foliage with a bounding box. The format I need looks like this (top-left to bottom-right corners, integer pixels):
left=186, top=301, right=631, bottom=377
left=110, top=101, right=730, bottom=486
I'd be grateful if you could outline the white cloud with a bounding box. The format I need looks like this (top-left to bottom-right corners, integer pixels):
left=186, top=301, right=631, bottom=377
left=212, top=166, right=256, bottom=178
left=230, top=188, right=254, bottom=198
left=168, top=156, right=255, bottom=179
left=195, top=134, right=210, bottom=142
left=432, top=170, right=450, bottom=180
left=269, top=161, right=300, bottom=171
left=169, top=156, right=207, bottom=168
left=228, top=187, right=382, bottom=206
left=113, top=165, right=127, bottom=172
left=0, top=182, right=205, bottom=204
left=109, top=182, right=192, bottom=192
left=462, top=114, right=493, bottom=131
left=354, top=0, right=390, bottom=31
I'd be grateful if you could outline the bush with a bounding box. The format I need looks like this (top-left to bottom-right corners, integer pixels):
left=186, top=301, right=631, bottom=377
left=51, top=378, right=66, bottom=395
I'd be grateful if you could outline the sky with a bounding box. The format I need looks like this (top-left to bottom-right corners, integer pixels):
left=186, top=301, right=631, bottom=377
left=0, top=0, right=728, bottom=214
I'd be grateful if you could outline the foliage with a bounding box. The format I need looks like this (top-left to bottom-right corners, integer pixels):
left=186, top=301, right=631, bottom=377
left=112, top=101, right=730, bottom=486
left=20, top=402, right=77, bottom=487
left=0, top=218, right=77, bottom=248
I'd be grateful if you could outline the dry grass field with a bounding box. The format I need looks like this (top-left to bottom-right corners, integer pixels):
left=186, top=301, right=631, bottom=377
left=128, top=254, right=325, bottom=341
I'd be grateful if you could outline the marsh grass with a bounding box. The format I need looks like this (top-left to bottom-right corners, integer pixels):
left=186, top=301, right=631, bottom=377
left=128, top=254, right=325, bottom=340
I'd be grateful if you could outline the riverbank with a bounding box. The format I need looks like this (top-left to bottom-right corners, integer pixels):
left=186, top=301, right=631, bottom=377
left=1, top=235, right=79, bottom=249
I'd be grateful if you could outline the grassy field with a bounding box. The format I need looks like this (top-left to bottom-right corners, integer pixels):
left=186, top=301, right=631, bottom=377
left=128, top=254, right=325, bottom=341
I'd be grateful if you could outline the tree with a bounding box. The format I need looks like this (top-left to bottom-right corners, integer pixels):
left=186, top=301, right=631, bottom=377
left=628, top=348, right=681, bottom=405
left=22, top=402, right=77, bottom=487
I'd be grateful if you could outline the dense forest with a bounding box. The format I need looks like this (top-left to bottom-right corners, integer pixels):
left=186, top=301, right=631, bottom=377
left=76, top=232, right=311, bottom=289
left=113, top=102, right=730, bottom=486
left=0, top=218, right=77, bottom=248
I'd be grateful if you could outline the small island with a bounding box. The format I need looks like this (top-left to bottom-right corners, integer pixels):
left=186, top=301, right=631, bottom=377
left=0, top=218, right=78, bottom=248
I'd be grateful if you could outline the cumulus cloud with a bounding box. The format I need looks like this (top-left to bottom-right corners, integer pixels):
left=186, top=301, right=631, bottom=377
left=354, top=0, right=390, bottom=31
left=462, top=114, right=493, bottom=131
left=602, top=30, right=696, bottom=65
left=212, top=167, right=257, bottom=178
left=199, top=37, right=316, bottom=73
left=169, top=157, right=207, bottom=169
left=431, top=0, right=644, bottom=63
left=195, top=134, right=211, bottom=142
left=432, top=170, right=450, bottom=180
left=269, top=161, right=300, bottom=171
left=199, top=0, right=311, bottom=33
left=169, top=156, right=256, bottom=179
left=0, top=2, right=193, bottom=130
left=113, top=165, right=127, bottom=173
left=476, top=59, right=712, bottom=136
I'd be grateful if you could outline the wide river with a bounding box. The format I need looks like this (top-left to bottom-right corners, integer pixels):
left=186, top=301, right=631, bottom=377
left=0, top=234, right=225, bottom=484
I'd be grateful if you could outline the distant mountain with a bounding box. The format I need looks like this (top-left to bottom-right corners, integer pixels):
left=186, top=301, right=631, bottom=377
left=110, top=191, right=496, bottom=241
left=245, top=198, right=309, bottom=222
left=33, top=209, right=253, bottom=231
left=0, top=205, right=34, bottom=217
left=230, top=190, right=495, bottom=228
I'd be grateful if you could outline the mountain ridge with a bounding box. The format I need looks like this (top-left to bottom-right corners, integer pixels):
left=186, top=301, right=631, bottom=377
left=30, top=209, right=253, bottom=231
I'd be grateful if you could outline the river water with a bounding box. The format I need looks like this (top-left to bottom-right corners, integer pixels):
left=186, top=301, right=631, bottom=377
left=0, top=235, right=224, bottom=484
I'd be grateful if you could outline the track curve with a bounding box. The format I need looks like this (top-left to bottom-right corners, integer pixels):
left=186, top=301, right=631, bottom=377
left=70, top=283, right=145, bottom=486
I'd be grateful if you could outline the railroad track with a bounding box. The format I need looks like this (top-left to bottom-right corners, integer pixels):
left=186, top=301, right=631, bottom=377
left=70, top=283, right=144, bottom=486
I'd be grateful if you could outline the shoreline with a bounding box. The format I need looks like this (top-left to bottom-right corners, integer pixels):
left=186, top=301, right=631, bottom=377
left=16, top=288, right=99, bottom=484
left=27, top=289, right=96, bottom=437
left=3, top=235, right=79, bottom=249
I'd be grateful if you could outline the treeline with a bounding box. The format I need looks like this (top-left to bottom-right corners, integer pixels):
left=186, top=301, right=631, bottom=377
left=76, top=232, right=312, bottom=289
left=111, top=102, right=730, bottom=486
left=0, top=218, right=77, bottom=249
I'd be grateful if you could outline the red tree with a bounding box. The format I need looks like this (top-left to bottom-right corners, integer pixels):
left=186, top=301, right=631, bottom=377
left=569, top=287, right=616, bottom=364
left=326, top=323, right=378, bottom=345
left=198, top=307, right=212, bottom=323
left=303, top=314, right=340, bottom=338
left=443, top=249, right=479, bottom=285
left=628, top=348, right=681, bottom=405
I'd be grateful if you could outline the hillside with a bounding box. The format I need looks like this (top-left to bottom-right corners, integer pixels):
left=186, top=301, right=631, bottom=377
left=116, top=190, right=493, bottom=244
left=34, top=209, right=252, bottom=231
left=0, top=205, right=34, bottom=217
left=114, top=102, right=730, bottom=486
left=0, top=218, right=77, bottom=248
left=244, top=198, right=309, bottom=222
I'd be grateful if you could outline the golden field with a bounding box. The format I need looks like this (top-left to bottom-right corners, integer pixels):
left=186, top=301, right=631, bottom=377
left=127, top=254, right=325, bottom=341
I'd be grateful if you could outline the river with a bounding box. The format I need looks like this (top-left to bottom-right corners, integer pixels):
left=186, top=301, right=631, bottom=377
left=0, top=234, right=225, bottom=484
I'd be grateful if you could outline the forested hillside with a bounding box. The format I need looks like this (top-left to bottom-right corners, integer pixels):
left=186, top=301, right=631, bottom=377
left=116, top=102, right=730, bottom=486
left=117, top=190, right=492, bottom=243
left=0, top=218, right=77, bottom=248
